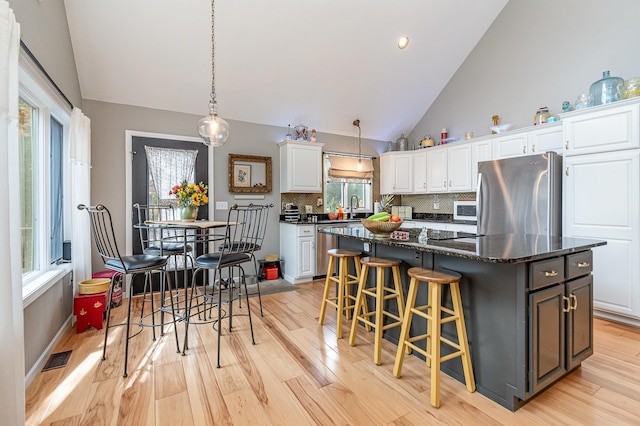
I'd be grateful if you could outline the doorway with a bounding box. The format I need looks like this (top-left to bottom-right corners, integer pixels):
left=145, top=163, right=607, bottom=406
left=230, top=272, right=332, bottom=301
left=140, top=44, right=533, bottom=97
left=126, top=131, right=212, bottom=295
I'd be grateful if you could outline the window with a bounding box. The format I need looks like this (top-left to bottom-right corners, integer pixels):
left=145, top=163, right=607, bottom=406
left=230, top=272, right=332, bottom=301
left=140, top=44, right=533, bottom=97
left=19, top=55, right=71, bottom=296
left=323, top=155, right=372, bottom=214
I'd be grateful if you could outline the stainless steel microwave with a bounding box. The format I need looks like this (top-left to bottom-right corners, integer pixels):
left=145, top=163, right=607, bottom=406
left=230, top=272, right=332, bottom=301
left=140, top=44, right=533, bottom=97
left=453, top=200, right=477, bottom=221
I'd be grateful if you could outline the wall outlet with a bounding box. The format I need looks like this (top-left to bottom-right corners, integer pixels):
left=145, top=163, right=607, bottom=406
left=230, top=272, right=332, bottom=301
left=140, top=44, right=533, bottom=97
left=305, top=205, right=313, bottom=213
left=215, top=201, right=228, bottom=210
left=433, top=202, right=440, bottom=210
left=363, top=242, right=371, bottom=252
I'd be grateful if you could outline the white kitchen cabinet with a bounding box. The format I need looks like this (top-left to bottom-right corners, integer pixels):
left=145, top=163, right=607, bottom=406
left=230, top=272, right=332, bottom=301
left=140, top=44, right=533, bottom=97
left=563, top=144, right=640, bottom=323
left=379, top=151, right=413, bottom=194
left=278, top=140, right=324, bottom=193
left=413, top=149, right=428, bottom=193
left=528, top=123, right=563, bottom=155
left=492, top=131, right=529, bottom=159
left=563, top=102, right=639, bottom=156
left=426, top=143, right=472, bottom=193
left=562, top=99, right=640, bottom=325
left=279, top=223, right=316, bottom=283
left=493, top=124, right=562, bottom=160
left=426, top=147, right=447, bottom=192
left=472, top=138, right=492, bottom=190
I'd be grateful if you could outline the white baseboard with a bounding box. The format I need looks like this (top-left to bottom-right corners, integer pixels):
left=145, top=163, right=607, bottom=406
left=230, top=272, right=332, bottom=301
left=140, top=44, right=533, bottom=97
left=24, top=315, right=73, bottom=388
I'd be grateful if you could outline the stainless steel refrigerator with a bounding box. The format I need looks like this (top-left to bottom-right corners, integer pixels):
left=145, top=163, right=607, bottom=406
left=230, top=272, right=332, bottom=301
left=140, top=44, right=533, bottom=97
left=477, top=152, right=562, bottom=236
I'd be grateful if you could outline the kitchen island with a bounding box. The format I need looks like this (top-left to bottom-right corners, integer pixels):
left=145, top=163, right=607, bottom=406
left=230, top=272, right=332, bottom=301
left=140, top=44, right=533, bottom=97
left=319, top=225, right=606, bottom=411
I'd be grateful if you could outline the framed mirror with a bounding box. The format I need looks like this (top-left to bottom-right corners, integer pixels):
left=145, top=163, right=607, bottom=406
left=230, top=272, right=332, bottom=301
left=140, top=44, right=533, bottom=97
left=228, top=154, right=272, bottom=193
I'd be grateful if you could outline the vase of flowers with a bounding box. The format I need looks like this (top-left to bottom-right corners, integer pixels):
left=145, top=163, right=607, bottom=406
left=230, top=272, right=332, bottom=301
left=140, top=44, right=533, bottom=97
left=169, top=180, right=209, bottom=222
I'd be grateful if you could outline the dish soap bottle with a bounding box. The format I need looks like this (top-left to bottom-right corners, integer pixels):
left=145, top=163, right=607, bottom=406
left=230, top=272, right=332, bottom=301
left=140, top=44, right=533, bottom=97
left=418, top=227, right=428, bottom=244
left=337, top=204, right=343, bottom=220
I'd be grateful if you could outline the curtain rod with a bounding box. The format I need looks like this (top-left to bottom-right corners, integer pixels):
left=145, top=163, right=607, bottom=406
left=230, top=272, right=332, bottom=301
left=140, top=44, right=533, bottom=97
left=323, top=150, right=376, bottom=160
left=20, top=41, right=74, bottom=110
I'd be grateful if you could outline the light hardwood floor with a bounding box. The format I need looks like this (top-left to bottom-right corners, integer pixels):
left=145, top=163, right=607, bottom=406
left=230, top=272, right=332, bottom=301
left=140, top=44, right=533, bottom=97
left=26, top=280, right=640, bottom=425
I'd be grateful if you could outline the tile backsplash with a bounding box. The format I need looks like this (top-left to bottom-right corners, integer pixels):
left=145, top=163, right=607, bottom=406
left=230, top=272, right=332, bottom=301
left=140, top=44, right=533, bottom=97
left=281, top=191, right=475, bottom=216
left=400, top=192, right=475, bottom=215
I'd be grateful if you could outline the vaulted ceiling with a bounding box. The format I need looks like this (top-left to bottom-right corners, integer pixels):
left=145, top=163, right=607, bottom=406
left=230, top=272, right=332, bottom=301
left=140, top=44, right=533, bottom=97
left=63, top=0, right=508, bottom=141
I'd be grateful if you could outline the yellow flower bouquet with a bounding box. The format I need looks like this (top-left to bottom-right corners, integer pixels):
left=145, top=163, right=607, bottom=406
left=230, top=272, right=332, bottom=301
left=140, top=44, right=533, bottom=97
left=169, top=180, right=209, bottom=207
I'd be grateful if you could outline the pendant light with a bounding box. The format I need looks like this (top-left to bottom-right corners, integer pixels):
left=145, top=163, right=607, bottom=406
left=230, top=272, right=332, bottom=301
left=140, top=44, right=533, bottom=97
left=198, top=0, right=229, bottom=146
left=353, top=119, right=363, bottom=171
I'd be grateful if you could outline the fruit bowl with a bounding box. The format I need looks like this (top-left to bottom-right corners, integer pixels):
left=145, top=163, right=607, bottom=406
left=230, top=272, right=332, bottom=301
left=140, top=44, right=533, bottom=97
left=361, top=219, right=402, bottom=237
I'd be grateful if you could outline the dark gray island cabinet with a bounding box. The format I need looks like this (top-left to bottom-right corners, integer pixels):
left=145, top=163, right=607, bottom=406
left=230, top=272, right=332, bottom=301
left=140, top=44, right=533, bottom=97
left=321, top=226, right=606, bottom=411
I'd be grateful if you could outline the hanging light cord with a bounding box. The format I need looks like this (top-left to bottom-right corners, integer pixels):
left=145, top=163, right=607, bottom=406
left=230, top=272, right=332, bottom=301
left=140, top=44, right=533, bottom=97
left=353, top=119, right=361, bottom=161
left=209, top=0, right=217, bottom=114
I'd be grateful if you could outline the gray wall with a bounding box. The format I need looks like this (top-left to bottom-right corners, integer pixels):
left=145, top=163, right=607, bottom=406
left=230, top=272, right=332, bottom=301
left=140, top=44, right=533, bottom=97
left=9, top=0, right=80, bottom=379
left=409, top=0, right=640, bottom=146
left=82, top=99, right=385, bottom=273
left=9, top=0, right=82, bottom=107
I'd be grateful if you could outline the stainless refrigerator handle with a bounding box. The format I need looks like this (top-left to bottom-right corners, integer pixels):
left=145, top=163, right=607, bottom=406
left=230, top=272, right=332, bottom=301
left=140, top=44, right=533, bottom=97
left=476, top=172, right=483, bottom=229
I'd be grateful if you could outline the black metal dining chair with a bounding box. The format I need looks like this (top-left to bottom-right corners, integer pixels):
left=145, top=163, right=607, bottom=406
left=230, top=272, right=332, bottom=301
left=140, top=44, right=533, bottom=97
left=78, top=203, right=180, bottom=378
left=182, top=204, right=266, bottom=367
left=133, top=203, right=194, bottom=309
left=218, top=203, right=272, bottom=315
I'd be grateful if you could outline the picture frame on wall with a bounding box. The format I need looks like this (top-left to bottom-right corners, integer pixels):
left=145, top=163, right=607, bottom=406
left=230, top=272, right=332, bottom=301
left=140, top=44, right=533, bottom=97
left=227, top=154, right=272, bottom=193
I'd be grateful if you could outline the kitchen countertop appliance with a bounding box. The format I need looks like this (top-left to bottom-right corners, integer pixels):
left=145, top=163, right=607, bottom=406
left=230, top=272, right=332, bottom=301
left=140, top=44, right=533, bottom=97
left=477, top=152, right=562, bottom=236
left=284, top=205, right=300, bottom=222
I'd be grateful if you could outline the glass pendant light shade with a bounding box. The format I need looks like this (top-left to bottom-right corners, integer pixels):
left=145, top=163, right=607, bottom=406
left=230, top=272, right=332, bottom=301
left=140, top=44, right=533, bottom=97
left=199, top=0, right=229, bottom=147
left=198, top=101, right=229, bottom=146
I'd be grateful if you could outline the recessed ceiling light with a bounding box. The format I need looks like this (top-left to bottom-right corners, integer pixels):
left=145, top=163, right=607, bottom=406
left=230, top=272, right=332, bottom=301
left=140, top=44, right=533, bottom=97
left=398, top=36, right=409, bottom=49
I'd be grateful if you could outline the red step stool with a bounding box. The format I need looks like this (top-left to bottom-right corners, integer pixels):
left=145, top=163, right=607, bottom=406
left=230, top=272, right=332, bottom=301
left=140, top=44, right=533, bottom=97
left=74, top=292, right=108, bottom=333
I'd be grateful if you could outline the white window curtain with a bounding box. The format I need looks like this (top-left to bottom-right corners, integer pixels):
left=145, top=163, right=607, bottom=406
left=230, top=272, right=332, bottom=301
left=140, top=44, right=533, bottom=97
left=70, top=108, right=92, bottom=288
left=326, top=155, right=374, bottom=182
left=144, top=146, right=197, bottom=202
left=0, top=2, right=25, bottom=424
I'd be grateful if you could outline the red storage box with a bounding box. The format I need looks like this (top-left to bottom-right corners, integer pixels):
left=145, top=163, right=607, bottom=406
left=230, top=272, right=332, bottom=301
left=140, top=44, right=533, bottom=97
left=264, top=266, right=278, bottom=280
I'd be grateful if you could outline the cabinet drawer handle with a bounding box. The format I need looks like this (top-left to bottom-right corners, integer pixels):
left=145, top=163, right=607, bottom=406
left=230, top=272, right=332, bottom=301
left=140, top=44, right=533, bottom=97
left=562, top=296, right=571, bottom=313
left=544, top=270, right=558, bottom=277
left=577, top=261, right=590, bottom=268
left=565, top=167, right=569, bottom=176
left=570, top=294, right=578, bottom=310
left=565, top=141, right=570, bottom=150
left=531, top=144, right=536, bottom=152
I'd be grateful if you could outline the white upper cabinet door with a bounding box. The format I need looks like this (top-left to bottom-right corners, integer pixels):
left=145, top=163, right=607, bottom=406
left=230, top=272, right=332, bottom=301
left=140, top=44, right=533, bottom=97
left=563, top=102, right=639, bottom=156
left=413, top=150, right=428, bottom=193
left=447, top=143, right=473, bottom=192
left=472, top=138, right=492, bottom=190
left=379, top=152, right=394, bottom=194
left=493, top=132, right=529, bottom=159
left=529, top=123, right=563, bottom=154
left=392, top=153, right=413, bottom=193
left=278, top=141, right=324, bottom=193
left=426, top=147, right=448, bottom=193
left=380, top=151, right=413, bottom=194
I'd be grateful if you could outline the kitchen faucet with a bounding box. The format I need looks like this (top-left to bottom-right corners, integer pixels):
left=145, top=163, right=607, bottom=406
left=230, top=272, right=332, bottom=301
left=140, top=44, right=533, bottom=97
left=349, top=195, right=359, bottom=219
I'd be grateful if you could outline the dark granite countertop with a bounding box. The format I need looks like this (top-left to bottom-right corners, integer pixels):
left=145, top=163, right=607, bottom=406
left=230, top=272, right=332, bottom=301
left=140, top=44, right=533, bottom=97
left=319, top=225, right=606, bottom=264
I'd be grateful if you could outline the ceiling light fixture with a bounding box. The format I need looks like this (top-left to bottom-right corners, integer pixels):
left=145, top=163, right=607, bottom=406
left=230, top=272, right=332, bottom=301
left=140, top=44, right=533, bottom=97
left=198, top=0, right=229, bottom=146
left=353, top=119, right=363, bottom=171
left=398, top=36, right=409, bottom=49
